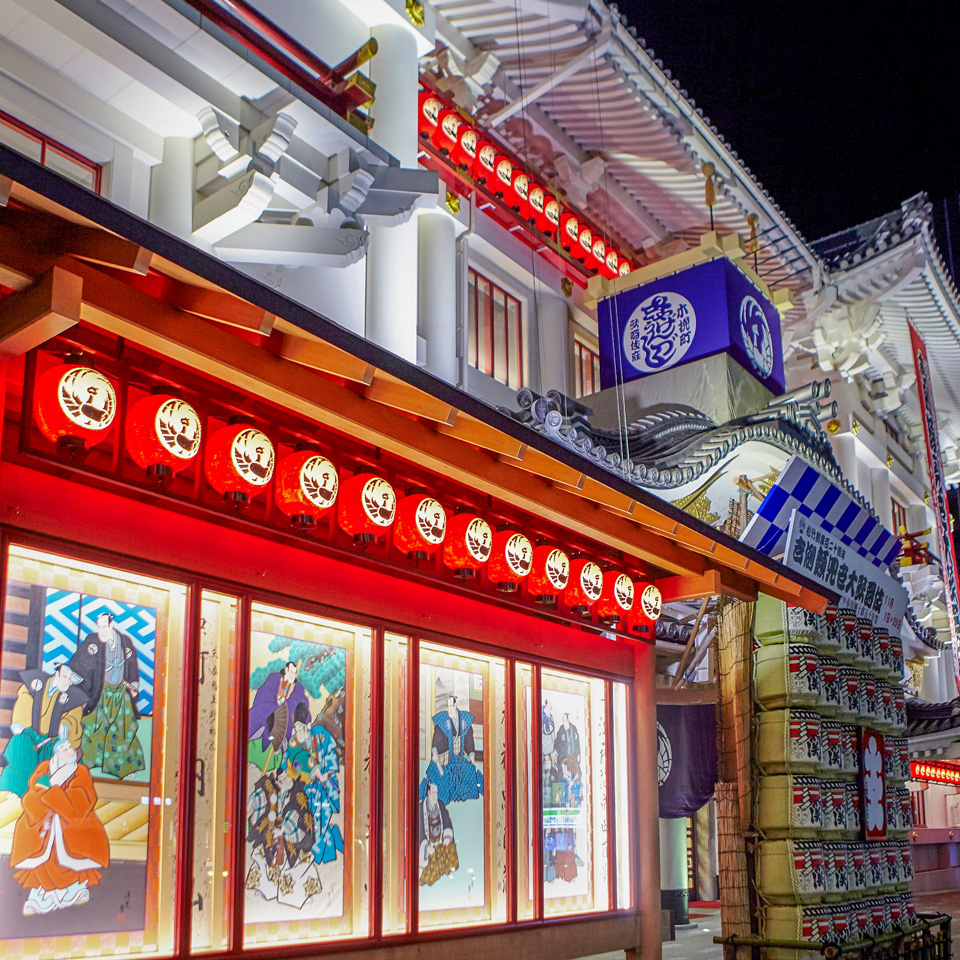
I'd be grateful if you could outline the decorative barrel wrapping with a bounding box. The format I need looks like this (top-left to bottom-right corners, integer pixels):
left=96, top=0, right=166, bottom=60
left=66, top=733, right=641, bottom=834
left=757, top=840, right=826, bottom=904
left=866, top=843, right=885, bottom=893
left=843, top=782, right=862, bottom=838
left=822, top=842, right=850, bottom=900
left=877, top=681, right=896, bottom=733
left=887, top=894, right=905, bottom=929
left=757, top=709, right=823, bottom=774
left=840, top=724, right=860, bottom=778
left=888, top=635, right=904, bottom=682
left=756, top=775, right=824, bottom=838
left=755, top=595, right=820, bottom=645
left=818, top=605, right=843, bottom=654
left=874, top=628, right=892, bottom=677
left=763, top=904, right=835, bottom=960
left=861, top=673, right=878, bottom=718
left=819, top=655, right=843, bottom=716
left=892, top=688, right=907, bottom=733
left=848, top=900, right=872, bottom=940
left=837, top=666, right=863, bottom=721
left=882, top=842, right=900, bottom=889
left=820, top=780, right=848, bottom=837
left=868, top=897, right=889, bottom=934
left=834, top=609, right=861, bottom=663
left=819, top=721, right=844, bottom=777
left=847, top=842, right=867, bottom=893
left=854, top=618, right=876, bottom=669
left=755, top=642, right=823, bottom=709
left=897, top=838, right=914, bottom=886
left=884, top=737, right=909, bottom=782
left=901, top=892, right=917, bottom=923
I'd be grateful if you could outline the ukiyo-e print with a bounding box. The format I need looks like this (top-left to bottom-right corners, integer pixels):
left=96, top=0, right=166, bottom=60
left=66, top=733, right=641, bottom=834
left=0, top=546, right=183, bottom=957
left=244, top=606, right=370, bottom=943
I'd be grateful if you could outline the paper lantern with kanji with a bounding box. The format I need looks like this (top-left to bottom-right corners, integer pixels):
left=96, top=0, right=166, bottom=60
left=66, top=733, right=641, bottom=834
left=509, top=168, right=529, bottom=218
left=35, top=363, right=117, bottom=453
left=560, top=212, right=580, bottom=254
left=563, top=558, right=603, bottom=615
left=528, top=545, right=570, bottom=604
left=125, top=393, right=201, bottom=479
left=394, top=494, right=447, bottom=559
left=488, top=530, right=532, bottom=592
left=473, top=141, right=497, bottom=187
left=493, top=155, right=514, bottom=199
left=418, top=90, right=444, bottom=139
left=432, top=108, right=462, bottom=156
left=274, top=451, right=338, bottom=527
left=443, top=513, right=492, bottom=578
left=338, top=473, right=396, bottom=542
left=597, top=571, right=635, bottom=624
left=453, top=124, right=478, bottom=171
left=204, top=422, right=275, bottom=505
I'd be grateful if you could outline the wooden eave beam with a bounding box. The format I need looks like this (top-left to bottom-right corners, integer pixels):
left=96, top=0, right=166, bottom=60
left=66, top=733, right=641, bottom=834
left=277, top=330, right=375, bottom=385
left=500, top=446, right=584, bottom=488
left=0, top=223, right=56, bottom=291
left=364, top=374, right=457, bottom=425
left=434, top=414, right=527, bottom=460
left=64, top=226, right=151, bottom=274
left=0, top=266, right=82, bottom=358
left=657, top=570, right=722, bottom=603
left=165, top=280, right=275, bottom=334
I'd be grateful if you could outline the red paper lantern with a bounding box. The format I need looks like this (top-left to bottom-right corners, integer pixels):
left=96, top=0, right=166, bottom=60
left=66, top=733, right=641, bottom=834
left=418, top=90, right=444, bottom=140
left=563, top=558, right=603, bottom=615
left=35, top=363, right=117, bottom=454
left=577, top=225, right=595, bottom=265
left=453, top=125, right=478, bottom=170
left=602, top=246, right=620, bottom=280
left=442, top=514, right=492, bottom=577
left=543, top=196, right=562, bottom=238
left=432, top=107, right=462, bottom=156
left=205, top=422, right=275, bottom=505
left=274, top=451, right=338, bottom=527
left=493, top=155, right=514, bottom=199
left=394, top=494, right=447, bottom=559
left=473, top=140, right=497, bottom=187
left=528, top=183, right=546, bottom=227
left=488, top=530, right=532, bottom=592
left=618, top=259, right=633, bottom=278
left=560, top=212, right=580, bottom=255
left=509, top=168, right=530, bottom=218
left=591, top=235, right=607, bottom=273
left=125, top=393, right=202, bottom=479
left=337, top=473, right=396, bottom=542
left=596, top=571, right=635, bottom=623
left=627, top=581, right=662, bottom=636
left=528, top=545, right=570, bottom=604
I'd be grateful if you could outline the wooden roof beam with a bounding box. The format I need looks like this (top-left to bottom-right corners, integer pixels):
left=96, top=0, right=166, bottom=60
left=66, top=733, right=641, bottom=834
left=277, top=331, right=375, bottom=384
left=435, top=414, right=527, bottom=459
left=165, top=281, right=275, bottom=335
left=0, top=266, right=82, bottom=358
left=0, top=223, right=55, bottom=291
left=364, top=375, right=457, bottom=425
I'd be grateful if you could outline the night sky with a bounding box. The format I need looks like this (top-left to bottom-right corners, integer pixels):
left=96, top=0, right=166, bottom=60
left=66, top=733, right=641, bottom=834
left=620, top=2, right=960, bottom=244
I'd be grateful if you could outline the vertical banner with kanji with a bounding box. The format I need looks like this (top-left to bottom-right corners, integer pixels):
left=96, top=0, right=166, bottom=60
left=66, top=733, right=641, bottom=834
left=909, top=321, right=960, bottom=687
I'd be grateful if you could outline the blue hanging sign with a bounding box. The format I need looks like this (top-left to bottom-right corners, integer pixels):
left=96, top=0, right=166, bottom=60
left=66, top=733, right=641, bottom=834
left=597, top=257, right=785, bottom=394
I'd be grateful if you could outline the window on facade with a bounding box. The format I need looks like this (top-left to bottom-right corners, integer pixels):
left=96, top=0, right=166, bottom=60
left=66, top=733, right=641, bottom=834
left=468, top=268, right=523, bottom=389
left=891, top=498, right=907, bottom=536
left=0, top=545, right=185, bottom=958
left=574, top=340, right=601, bottom=398
left=0, top=111, right=102, bottom=193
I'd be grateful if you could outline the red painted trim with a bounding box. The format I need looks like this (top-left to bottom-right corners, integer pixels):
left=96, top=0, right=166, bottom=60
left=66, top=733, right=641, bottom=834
left=232, top=595, right=252, bottom=949
left=0, top=528, right=9, bottom=680
left=505, top=658, right=517, bottom=925
left=626, top=680, right=638, bottom=912
left=408, top=634, right=420, bottom=935
left=605, top=683, right=617, bottom=912
left=533, top=664, right=544, bottom=921
left=370, top=626, right=385, bottom=939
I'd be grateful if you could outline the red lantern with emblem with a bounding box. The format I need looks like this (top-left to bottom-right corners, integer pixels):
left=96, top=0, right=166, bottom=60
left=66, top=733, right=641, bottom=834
left=590, top=234, right=607, bottom=273
left=602, top=246, right=621, bottom=280
left=431, top=107, right=462, bottom=156
left=560, top=212, right=580, bottom=255
left=563, top=558, right=603, bottom=615
left=597, top=571, right=635, bottom=624
left=337, top=473, right=397, bottom=543
left=576, top=225, right=594, bottom=266
left=528, top=545, right=570, bottom=605
left=204, top=421, right=275, bottom=506
left=627, top=580, right=662, bottom=637
left=543, top=196, right=562, bottom=238
left=509, top=167, right=530, bottom=218
left=443, top=513, right=493, bottom=578
left=473, top=140, right=498, bottom=187
left=527, top=182, right=546, bottom=227
left=493, top=154, right=514, bottom=199
left=274, top=450, right=338, bottom=528
left=35, top=362, right=118, bottom=455
left=488, top=529, right=532, bottom=592
left=618, top=259, right=633, bottom=278
left=125, top=392, right=202, bottom=481
left=394, top=494, right=447, bottom=559
left=452, top=124, right=478, bottom=171
left=418, top=90, right=444, bottom=140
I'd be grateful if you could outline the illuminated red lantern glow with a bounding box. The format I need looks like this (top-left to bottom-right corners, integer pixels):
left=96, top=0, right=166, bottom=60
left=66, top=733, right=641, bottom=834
left=528, top=545, right=570, bottom=605
left=560, top=212, right=580, bottom=255
left=432, top=108, right=462, bottom=156
left=577, top=225, right=595, bottom=265
left=453, top=125, right=478, bottom=171
left=35, top=362, right=117, bottom=455
left=528, top=183, right=546, bottom=227
left=563, top=558, right=603, bottom=615
left=603, top=246, right=620, bottom=280
left=543, top=196, right=562, bottom=238
left=394, top=494, right=447, bottom=559
left=442, top=513, right=493, bottom=578
left=473, top=141, right=497, bottom=187
left=125, top=393, right=201, bottom=481
left=509, top=168, right=529, bottom=218
left=274, top=450, right=338, bottom=528
left=591, top=235, right=607, bottom=273
left=488, top=530, right=532, bottom=592
left=627, top=581, right=662, bottom=637
left=337, top=473, right=396, bottom=542
left=205, top=422, right=275, bottom=506
left=618, top=259, right=633, bottom=278
left=596, top=571, right=635, bottom=624
left=493, top=155, right=514, bottom=199
left=418, top=90, right=444, bottom=140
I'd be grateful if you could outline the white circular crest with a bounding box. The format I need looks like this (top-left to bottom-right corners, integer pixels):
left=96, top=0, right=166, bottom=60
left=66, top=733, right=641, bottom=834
left=231, top=428, right=274, bottom=485
left=544, top=549, right=570, bottom=590
left=622, top=292, right=697, bottom=374
left=361, top=477, right=396, bottom=526
left=422, top=96, right=441, bottom=124
left=641, top=584, right=662, bottom=620
left=155, top=398, right=201, bottom=459
left=657, top=721, right=673, bottom=785
left=58, top=367, right=117, bottom=430
left=614, top=573, right=635, bottom=610
left=504, top=533, right=532, bottom=577
left=414, top=498, right=446, bottom=544
left=299, top=455, right=338, bottom=509
left=579, top=561, right=603, bottom=601
left=465, top=518, right=492, bottom=562
left=739, top=295, right=774, bottom=378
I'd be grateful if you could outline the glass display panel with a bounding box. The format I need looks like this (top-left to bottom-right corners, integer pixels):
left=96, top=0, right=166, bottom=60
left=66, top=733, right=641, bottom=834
left=541, top=668, right=609, bottom=916
left=515, top=662, right=536, bottom=921
left=381, top=632, right=409, bottom=936
left=417, top=642, right=506, bottom=929
left=612, top=682, right=632, bottom=910
left=191, top=592, right=238, bottom=952
left=0, top=544, right=185, bottom=958
left=243, top=603, right=371, bottom=945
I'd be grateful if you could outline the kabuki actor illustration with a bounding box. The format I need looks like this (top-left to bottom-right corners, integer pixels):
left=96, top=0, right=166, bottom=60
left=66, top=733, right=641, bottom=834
left=418, top=782, right=459, bottom=886
left=419, top=694, right=484, bottom=804
left=245, top=628, right=349, bottom=926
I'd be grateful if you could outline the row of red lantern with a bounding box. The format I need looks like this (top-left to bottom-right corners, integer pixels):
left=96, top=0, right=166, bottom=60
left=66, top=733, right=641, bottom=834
left=419, top=90, right=635, bottom=281
left=34, top=363, right=662, bottom=632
